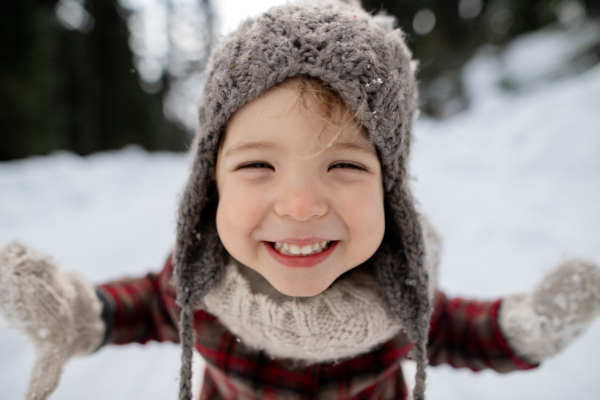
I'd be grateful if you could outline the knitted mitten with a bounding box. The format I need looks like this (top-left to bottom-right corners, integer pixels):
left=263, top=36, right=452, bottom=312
left=499, top=258, right=600, bottom=364
left=0, top=242, right=105, bottom=400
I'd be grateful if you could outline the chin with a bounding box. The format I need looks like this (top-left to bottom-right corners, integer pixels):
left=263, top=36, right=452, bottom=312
left=270, top=279, right=329, bottom=298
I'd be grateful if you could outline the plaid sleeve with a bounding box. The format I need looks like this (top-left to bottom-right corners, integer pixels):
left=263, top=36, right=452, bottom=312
left=95, top=255, right=180, bottom=346
left=427, top=290, right=538, bottom=373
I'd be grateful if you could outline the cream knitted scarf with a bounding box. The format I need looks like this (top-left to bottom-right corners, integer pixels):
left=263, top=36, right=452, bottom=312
left=203, top=259, right=405, bottom=363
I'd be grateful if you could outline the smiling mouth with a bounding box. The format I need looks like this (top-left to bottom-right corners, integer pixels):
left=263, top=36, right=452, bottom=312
left=270, top=241, right=333, bottom=256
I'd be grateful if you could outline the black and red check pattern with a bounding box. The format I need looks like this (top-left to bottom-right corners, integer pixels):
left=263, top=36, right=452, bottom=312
left=97, top=256, right=537, bottom=400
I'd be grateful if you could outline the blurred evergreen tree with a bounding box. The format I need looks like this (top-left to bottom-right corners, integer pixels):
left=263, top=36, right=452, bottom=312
left=0, top=0, right=188, bottom=161
left=361, top=0, right=600, bottom=117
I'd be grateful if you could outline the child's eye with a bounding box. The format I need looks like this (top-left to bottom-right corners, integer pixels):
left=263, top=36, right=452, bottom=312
left=329, top=162, right=366, bottom=171
left=237, top=162, right=274, bottom=170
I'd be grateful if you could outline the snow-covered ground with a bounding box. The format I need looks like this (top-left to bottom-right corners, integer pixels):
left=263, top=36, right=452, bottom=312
left=1, top=24, right=600, bottom=400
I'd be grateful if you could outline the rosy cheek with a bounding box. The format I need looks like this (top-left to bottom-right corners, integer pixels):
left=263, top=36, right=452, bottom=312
left=217, top=198, right=249, bottom=261
left=219, top=189, right=263, bottom=235
left=351, top=191, right=385, bottom=248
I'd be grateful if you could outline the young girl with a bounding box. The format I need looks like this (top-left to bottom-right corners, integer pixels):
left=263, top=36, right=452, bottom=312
left=1, top=1, right=599, bottom=399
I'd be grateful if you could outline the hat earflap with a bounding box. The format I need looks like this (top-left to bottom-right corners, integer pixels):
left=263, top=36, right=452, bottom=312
left=374, top=187, right=431, bottom=400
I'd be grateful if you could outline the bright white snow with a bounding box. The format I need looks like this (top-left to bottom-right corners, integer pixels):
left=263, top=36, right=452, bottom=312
left=1, top=24, right=599, bottom=400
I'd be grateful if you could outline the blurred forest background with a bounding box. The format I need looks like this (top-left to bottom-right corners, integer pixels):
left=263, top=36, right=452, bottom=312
left=1, top=0, right=599, bottom=161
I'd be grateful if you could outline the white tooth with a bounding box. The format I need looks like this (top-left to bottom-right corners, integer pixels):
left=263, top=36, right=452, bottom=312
left=275, top=242, right=282, bottom=250
left=312, top=243, right=320, bottom=251
left=320, top=241, right=327, bottom=248
left=290, top=245, right=302, bottom=255
left=301, top=245, right=313, bottom=255
left=315, top=247, right=323, bottom=253
left=283, top=243, right=290, bottom=250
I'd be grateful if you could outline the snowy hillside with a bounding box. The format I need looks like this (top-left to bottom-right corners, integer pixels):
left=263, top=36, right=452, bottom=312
left=1, top=24, right=600, bottom=400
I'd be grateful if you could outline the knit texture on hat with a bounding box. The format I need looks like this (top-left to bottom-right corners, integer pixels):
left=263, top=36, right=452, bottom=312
left=172, top=1, right=431, bottom=399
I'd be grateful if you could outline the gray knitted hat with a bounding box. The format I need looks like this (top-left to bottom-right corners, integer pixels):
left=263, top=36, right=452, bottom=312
left=172, top=0, right=430, bottom=399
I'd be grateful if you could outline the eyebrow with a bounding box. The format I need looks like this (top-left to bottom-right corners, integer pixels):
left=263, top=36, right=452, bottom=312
left=327, top=141, right=378, bottom=156
left=223, top=139, right=377, bottom=158
left=223, top=141, right=281, bottom=158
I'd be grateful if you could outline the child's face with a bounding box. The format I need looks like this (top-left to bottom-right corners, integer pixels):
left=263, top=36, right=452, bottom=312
left=215, top=80, right=385, bottom=297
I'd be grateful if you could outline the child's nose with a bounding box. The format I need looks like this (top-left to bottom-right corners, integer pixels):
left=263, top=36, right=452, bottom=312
left=274, top=184, right=328, bottom=222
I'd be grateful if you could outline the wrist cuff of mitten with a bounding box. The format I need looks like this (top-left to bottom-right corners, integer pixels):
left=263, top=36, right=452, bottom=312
left=492, top=299, right=539, bottom=370
left=94, top=286, right=116, bottom=350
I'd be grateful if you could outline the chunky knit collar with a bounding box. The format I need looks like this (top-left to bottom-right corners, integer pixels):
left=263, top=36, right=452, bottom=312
left=203, top=258, right=406, bottom=363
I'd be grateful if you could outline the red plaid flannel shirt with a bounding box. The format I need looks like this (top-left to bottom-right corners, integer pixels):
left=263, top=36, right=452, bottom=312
left=97, top=256, right=537, bottom=400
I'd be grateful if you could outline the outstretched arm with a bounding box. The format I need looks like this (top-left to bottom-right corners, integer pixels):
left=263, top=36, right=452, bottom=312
left=427, top=290, right=538, bottom=372
left=95, top=254, right=179, bottom=346
left=428, top=258, right=600, bottom=371
left=0, top=242, right=182, bottom=400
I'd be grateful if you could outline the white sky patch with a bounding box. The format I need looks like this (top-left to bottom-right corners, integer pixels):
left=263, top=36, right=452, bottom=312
left=216, top=0, right=287, bottom=35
